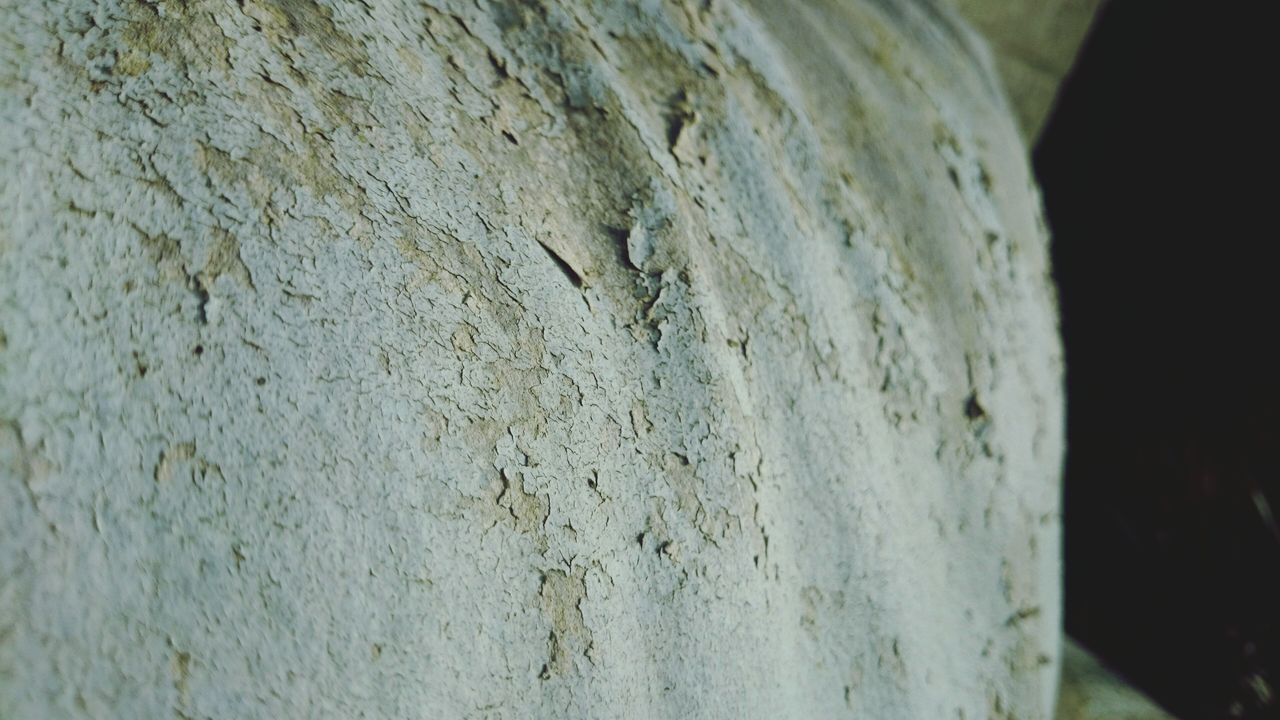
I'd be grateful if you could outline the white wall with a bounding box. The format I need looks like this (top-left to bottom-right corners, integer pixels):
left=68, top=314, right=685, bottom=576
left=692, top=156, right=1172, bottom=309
left=2, top=1, right=1063, bottom=717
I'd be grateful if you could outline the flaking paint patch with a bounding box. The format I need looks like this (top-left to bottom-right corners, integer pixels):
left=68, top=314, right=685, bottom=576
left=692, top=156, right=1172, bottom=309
left=539, top=566, right=590, bottom=679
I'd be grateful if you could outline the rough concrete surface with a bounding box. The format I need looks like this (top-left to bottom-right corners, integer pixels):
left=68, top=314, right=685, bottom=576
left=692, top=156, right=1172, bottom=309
left=2, top=1, right=1064, bottom=717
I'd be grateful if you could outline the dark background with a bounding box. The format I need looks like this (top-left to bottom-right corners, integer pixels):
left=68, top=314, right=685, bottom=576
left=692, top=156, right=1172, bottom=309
left=1034, top=0, right=1278, bottom=717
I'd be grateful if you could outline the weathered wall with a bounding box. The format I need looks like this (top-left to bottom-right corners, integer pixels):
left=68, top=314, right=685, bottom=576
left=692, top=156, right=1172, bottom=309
left=2, top=1, right=1063, bottom=717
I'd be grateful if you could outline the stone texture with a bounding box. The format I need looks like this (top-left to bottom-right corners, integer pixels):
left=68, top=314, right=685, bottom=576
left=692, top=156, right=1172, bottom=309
left=2, top=1, right=1063, bottom=717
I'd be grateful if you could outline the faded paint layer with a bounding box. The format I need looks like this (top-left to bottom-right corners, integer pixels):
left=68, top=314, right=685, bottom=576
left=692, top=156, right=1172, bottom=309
left=1, top=1, right=1063, bottom=718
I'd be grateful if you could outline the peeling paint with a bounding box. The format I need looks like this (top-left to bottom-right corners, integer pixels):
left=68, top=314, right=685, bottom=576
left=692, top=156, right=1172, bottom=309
left=2, top=0, right=1063, bottom=718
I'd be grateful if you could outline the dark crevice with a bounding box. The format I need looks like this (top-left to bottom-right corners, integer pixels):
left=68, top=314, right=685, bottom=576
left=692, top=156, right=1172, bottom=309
left=189, top=274, right=210, bottom=324
left=535, top=238, right=584, bottom=289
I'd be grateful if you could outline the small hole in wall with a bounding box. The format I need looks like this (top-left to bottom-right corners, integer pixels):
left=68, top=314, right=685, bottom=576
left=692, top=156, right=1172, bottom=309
left=193, top=345, right=204, bottom=356
left=255, top=377, right=266, bottom=386
left=964, top=393, right=986, bottom=420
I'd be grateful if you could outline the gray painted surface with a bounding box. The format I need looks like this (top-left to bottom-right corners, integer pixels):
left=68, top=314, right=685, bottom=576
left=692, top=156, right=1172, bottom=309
left=2, top=1, right=1063, bottom=717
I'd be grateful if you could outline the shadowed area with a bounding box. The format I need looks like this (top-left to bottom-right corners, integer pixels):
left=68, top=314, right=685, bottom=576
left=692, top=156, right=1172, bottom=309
left=1037, top=1, right=1279, bottom=717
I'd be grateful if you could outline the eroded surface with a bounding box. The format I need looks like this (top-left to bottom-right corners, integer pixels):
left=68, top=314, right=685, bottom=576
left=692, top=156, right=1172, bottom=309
left=1, top=1, right=1063, bottom=717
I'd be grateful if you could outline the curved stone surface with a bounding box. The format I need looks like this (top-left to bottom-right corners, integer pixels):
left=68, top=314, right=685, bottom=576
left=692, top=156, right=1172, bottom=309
left=2, top=1, right=1063, bottom=717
